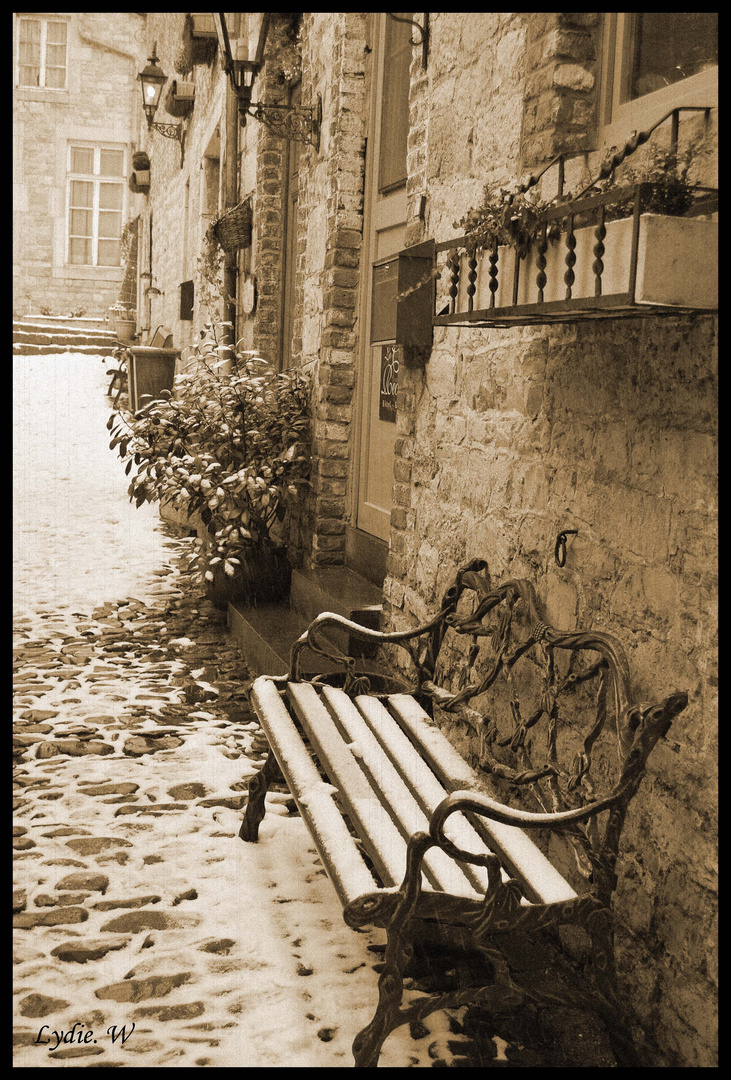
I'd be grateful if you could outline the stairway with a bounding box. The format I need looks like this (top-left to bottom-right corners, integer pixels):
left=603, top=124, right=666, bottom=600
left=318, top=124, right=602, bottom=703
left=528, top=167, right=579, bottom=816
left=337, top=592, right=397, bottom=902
left=228, top=565, right=385, bottom=678
left=13, top=317, right=121, bottom=356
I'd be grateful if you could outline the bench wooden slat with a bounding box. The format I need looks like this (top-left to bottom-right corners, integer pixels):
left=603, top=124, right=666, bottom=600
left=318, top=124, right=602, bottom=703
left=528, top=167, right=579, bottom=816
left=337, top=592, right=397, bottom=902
left=317, top=685, right=483, bottom=898
left=343, top=690, right=492, bottom=895
left=250, top=678, right=379, bottom=908
left=386, top=693, right=578, bottom=905
left=286, top=681, right=410, bottom=889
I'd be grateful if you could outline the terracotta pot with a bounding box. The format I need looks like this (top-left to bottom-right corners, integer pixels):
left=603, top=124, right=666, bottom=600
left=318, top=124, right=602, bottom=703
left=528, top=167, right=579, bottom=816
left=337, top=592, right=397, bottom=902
left=204, top=546, right=292, bottom=610
left=111, top=317, right=136, bottom=342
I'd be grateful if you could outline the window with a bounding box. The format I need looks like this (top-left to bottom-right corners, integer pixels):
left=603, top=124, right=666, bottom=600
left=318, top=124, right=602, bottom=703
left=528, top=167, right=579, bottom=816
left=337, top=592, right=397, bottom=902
left=378, top=13, right=413, bottom=193
left=17, top=16, right=67, bottom=89
left=67, top=146, right=126, bottom=267
left=600, top=13, right=718, bottom=144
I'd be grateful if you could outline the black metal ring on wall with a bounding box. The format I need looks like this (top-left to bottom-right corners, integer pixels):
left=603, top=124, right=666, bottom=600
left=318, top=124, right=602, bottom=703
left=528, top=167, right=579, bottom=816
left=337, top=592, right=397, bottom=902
left=554, top=529, right=578, bottom=568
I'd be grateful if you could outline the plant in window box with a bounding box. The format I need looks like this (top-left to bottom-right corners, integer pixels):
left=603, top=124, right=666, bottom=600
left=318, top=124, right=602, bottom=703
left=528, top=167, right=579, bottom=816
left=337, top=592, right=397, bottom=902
left=452, top=134, right=716, bottom=313
left=107, top=323, right=311, bottom=607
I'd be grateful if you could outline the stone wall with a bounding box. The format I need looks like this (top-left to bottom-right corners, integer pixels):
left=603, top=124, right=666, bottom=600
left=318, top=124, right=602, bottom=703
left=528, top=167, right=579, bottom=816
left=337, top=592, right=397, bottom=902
left=381, top=11, right=717, bottom=1068
left=13, top=13, right=142, bottom=318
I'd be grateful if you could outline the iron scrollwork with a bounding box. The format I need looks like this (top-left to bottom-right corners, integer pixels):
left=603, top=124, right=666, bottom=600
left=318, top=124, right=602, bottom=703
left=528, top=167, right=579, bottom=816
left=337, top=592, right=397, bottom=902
left=244, top=96, right=322, bottom=151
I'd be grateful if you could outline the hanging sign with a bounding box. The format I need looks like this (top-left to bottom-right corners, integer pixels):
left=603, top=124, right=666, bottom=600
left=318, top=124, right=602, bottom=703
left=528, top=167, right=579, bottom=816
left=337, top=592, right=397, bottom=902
left=379, top=345, right=399, bottom=422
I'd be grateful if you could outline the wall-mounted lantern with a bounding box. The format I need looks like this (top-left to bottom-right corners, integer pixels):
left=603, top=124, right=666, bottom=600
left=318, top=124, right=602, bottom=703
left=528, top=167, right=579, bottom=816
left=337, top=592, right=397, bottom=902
left=213, top=14, right=321, bottom=150
left=137, top=47, right=186, bottom=167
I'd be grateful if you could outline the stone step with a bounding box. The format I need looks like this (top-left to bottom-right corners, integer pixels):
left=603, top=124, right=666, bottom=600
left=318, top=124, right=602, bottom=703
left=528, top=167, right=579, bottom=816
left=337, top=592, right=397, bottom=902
left=13, top=342, right=118, bottom=356
left=227, top=565, right=384, bottom=677
left=13, top=329, right=121, bottom=349
left=14, top=316, right=111, bottom=333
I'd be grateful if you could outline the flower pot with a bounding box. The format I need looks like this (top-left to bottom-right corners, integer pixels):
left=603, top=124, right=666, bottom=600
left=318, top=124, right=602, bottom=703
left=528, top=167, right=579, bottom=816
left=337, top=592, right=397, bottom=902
left=205, top=546, right=292, bottom=610
left=132, top=169, right=150, bottom=187
left=465, top=213, right=718, bottom=312
left=111, top=317, right=136, bottom=342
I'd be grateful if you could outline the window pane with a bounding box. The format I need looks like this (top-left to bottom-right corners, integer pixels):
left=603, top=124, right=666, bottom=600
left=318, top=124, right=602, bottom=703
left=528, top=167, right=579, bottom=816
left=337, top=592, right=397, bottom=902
left=99, top=183, right=123, bottom=210
left=47, top=21, right=67, bottom=45
left=69, top=237, right=92, bottom=264
left=19, top=39, right=41, bottom=65
left=19, top=19, right=41, bottom=44
left=378, top=12, right=413, bottom=192
left=18, top=20, right=41, bottom=86
left=46, top=43, right=66, bottom=66
left=70, top=180, right=93, bottom=207
left=70, top=148, right=94, bottom=174
left=98, top=239, right=121, bottom=266
left=70, top=209, right=92, bottom=236
left=627, top=13, right=718, bottom=101
left=99, top=151, right=125, bottom=178
left=45, top=65, right=66, bottom=89
left=18, top=65, right=40, bottom=87
left=98, top=210, right=122, bottom=239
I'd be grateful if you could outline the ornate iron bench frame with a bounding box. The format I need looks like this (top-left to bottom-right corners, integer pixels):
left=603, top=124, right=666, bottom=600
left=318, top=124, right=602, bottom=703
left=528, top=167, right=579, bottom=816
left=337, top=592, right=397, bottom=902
left=239, top=559, right=687, bottom=1066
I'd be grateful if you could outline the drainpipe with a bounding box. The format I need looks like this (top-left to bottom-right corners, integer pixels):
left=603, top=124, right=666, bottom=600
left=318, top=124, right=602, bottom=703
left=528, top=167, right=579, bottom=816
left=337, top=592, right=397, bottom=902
left=222, top=78, right=239, bottom=343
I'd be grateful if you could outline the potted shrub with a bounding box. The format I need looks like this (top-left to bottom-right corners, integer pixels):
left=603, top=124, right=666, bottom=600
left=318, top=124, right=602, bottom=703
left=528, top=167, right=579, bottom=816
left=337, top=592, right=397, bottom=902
left=451, top=139, right=717, bottom=313
left=108, top=323, right=311, bottom=608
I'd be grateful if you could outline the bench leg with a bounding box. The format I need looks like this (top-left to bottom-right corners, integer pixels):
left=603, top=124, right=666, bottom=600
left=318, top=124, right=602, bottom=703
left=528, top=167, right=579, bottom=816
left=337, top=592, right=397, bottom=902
left=239, top=750, right=284, bottom=842
left=352, top=832, right=433, bottom=1067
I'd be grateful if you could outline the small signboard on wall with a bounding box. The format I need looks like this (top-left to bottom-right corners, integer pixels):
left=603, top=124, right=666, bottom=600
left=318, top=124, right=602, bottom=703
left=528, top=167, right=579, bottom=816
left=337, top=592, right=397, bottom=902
left=379, top=345, right=399, bottom=422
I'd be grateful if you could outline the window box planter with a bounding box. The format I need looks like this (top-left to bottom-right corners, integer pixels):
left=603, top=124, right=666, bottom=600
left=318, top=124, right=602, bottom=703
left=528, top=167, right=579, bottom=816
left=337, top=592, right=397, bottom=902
left=436, top=183, right=718, bottom=326
left=172, top=79, right=195, bottom=103
left=468, top=213, right=718, bottom=311
left=164, top=80, right=194, bottom=118
left=189, top=14, right=217, bottom=38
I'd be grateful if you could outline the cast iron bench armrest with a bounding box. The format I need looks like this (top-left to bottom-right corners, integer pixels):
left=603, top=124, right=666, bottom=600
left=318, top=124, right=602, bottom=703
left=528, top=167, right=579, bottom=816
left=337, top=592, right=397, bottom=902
left=289, top=608, right=448, bottom=684
left=429, top=784, right=635, bottom=868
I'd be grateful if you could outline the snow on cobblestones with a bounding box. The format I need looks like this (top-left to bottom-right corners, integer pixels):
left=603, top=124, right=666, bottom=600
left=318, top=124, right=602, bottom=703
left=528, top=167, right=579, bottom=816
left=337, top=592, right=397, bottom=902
left=14, top=354, right=479, bottom=1067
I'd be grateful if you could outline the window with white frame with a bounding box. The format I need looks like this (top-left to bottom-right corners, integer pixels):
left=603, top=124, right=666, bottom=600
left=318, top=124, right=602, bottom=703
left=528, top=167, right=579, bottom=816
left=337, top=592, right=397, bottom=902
left=17, top=16, right=68, bottom=89
left=600, top=13, right=718, bottom=144
left=67, top=146, right=126, bottom=267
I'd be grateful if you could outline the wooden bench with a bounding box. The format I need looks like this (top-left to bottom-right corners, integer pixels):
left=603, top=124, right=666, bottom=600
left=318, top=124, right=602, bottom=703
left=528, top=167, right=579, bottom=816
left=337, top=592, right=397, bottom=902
left=239, top=559, right=688, bottom=1067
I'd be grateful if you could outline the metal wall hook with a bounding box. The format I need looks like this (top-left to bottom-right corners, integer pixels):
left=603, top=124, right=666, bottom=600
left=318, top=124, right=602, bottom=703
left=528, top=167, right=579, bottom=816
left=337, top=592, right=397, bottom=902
left=387, top=13, right=429, bottom=68
left=555, top=529, right=578, bottom=568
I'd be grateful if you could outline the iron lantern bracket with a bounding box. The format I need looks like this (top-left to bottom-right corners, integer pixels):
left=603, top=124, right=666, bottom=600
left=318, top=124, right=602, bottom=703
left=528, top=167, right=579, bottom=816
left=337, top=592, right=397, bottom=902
left=147, top=120, right=186, bottom=167
left=239, top=95, right=322, bottom=151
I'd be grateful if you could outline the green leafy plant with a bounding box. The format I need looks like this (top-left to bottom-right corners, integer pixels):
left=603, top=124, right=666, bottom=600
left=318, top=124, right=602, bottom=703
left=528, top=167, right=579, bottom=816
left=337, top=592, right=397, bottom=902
left=601, top=141, right=699, bottom=216
left=107, top=323, right=311, bottom=588
left=457, top=137, right=706, bottom=252
left=455, top=185, right=562, bottom=256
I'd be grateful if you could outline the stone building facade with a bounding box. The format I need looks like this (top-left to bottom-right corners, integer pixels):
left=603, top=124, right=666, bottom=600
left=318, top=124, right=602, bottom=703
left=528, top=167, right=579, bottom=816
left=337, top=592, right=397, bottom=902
left=12, top=13, right=143, bottom=318
left=135, top=12, right=717, bottom=1067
